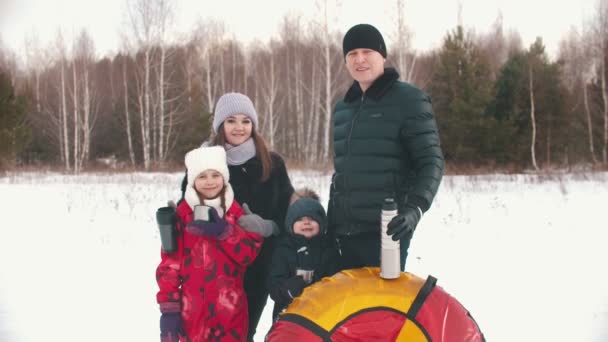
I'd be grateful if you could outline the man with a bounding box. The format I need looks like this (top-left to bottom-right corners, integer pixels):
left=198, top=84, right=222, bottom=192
left=328, top=23, right=444, bottom=271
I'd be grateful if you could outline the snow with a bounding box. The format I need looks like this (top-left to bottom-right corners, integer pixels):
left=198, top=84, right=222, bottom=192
left=1, top=171, right=607, bottom=342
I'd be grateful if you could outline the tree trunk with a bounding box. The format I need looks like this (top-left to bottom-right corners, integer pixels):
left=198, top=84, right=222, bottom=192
left=219, top=48, right=225, bottom=93
left=395, top=0, right=417, bottom=82
left=61, top=58, right=70, bottom=170
left=232, top=43, right=237, bottom=90
left=322, top=9, right=333, bottom=161
left=204, top=50, right=216, bottom=137
left=72, top=61, right=80, bottom=173
left=308, top=60, right=321, bottom=163
left=584, top=81, right=599, bottom=163
left=546, top=124, right=551, bottom=169
left=123, top=59, right=136, bottom=166
left=267, top=55, right=276, bottom=149
left=295, top=55, right=304, bottom=160
left=35, top=70, right=41, bottom=112
left=82, top=60, right=91, bottom=166
left=159, top=45, right=166, bottom=161
left=529, top=64, right=539, bottom=171
left=602, top=53, right=608, bottom=163
left=143, top=48, right=151, bottom=169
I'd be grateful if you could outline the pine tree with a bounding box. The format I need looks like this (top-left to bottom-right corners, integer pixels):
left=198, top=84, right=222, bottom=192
left=428, top=26, right=494, bottom=165
left=0, top=70, right=31, bottom=167
left=487, top=52, right=528, bottom=165
left=489, top=39, right=568, bottom=169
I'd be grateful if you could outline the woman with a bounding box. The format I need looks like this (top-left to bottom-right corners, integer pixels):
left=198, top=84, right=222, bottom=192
left=180, top=92, right=294, bottom=341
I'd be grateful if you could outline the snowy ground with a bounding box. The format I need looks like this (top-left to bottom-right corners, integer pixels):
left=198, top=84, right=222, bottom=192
left=0, top=170, right=607, bottom=342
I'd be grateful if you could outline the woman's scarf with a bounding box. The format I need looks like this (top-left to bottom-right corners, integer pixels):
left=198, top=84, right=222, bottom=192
left=225, top=138, right=256, bottom=166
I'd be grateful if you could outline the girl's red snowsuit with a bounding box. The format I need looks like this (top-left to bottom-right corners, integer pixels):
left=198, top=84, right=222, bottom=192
left=156, top=200, right=263, bottom=342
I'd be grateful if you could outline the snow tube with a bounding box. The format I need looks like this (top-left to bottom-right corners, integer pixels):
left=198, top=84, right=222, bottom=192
left=267, top=267, right=485, bottom=342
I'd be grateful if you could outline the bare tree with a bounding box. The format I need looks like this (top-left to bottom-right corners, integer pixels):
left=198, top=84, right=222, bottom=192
left=126, top=0, right=153, bottom=168
left=559, top=27, right=599, bottom=164
left=156, top=0, right=176, bottom=162
left=529, top=61, right=539, bottom=171
left=393, top=0, right=417, bottom=82
left=256, top=43, right=282, bottom=148
left=279, top=14, right=306, bottom=159
left=71, top=43, right=80, bottom=172
left=125, top=0, right=176, bottom=168
left=74, top=30, right=98, bottom=170
left=53, top=31, right=71, bottom=170
left=591, top=0, right=608, bottom=164
left=477, top=12, right=511, bottom=80
left=122, top=54, right=136, bottom=165
left=304, top=32, right=322, bottom=163
left=24, top=33, right=51, bottom=113
left=316, top=0, right=342, bottom=161
left=192, top=19, right=226, bottom=115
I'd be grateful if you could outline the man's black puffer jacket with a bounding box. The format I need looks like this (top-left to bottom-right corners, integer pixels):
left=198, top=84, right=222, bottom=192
left=329, top=68, right=444, bottom=236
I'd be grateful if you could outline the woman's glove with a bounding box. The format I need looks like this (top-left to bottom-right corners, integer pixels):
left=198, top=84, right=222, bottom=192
left=237, top=203, right=279, bottom=237
left=160, top=312, right=183, bottom=342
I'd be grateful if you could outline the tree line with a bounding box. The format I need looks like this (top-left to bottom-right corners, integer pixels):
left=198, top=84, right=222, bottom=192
left=1, top=0, right=608, bottom=172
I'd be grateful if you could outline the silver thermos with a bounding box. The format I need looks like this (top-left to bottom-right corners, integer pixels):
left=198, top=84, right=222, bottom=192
left=380, top=198, right=401, bottom=279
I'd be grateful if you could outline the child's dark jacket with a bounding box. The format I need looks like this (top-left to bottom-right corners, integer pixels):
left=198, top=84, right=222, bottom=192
left=268, top=233, right=340, bottom=318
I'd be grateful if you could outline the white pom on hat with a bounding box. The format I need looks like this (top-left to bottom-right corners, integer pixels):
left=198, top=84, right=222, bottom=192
left=212, top=92, right=259, bottom=133
left=185, top=146, right=230, bottom=187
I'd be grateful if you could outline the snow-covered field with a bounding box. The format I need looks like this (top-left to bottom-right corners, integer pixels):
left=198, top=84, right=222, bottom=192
left=0, top=170, right=607, bottom=342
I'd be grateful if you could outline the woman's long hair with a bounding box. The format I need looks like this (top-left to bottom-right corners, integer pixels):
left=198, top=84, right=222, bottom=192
left=212, top=126, right=272, bottom=182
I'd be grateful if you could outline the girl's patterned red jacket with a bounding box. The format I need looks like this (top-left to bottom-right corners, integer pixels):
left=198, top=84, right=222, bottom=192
left=156, top=200, right=263, bottom=342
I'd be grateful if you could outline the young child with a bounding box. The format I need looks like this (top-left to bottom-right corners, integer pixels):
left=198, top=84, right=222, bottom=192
left=156, top=146, right=274, bottom=342
left=268, top=188, right=340, bottom=320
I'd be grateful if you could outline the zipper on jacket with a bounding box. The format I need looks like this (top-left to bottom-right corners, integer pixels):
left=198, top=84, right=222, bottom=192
left=346, top=94, right=365, bottom=156
left=343, top=94, right=365, bottom=235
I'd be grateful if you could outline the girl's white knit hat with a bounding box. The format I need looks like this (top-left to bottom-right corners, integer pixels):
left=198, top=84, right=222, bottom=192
left=185, top=146, right=230, bottom=187
left=212, top=92, right=259, bottom=133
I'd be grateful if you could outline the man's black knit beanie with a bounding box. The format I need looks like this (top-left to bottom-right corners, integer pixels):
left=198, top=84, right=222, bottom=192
left=342, top=23, right=387, bottom=58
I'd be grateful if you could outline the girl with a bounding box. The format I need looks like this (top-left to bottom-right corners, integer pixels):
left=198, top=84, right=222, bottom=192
left=180, top=92, right=294, bottom=341
left=157, top=146, right=274, bottom=342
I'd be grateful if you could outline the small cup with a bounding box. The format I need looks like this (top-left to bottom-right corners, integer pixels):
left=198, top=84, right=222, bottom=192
left=296, top=269, right=314, bottom=284
left=194, top=205, right=211, bottom=221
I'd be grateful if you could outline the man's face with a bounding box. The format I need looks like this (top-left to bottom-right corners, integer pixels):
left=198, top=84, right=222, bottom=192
left=345, top=48, right=385, bottom=91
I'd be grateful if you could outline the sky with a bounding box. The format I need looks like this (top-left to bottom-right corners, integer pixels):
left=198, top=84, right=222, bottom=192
left=0, top=0, right=598, bottom=61
left=0, top=170, right=607, bottom=341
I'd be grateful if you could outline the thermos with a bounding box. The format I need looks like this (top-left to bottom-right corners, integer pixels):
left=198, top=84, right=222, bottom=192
left=380, top=198, right=401, bottom=279
left=156, top=206, right=177, bottom=253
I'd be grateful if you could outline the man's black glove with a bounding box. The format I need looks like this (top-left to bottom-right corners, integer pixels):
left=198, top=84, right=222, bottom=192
left=386, top=205, right=422, bottom=241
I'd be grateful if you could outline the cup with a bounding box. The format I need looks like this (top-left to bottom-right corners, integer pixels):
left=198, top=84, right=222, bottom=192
left=194, top=205, right=211, bottom=221
left=296, top=269, right=314, bottom=284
